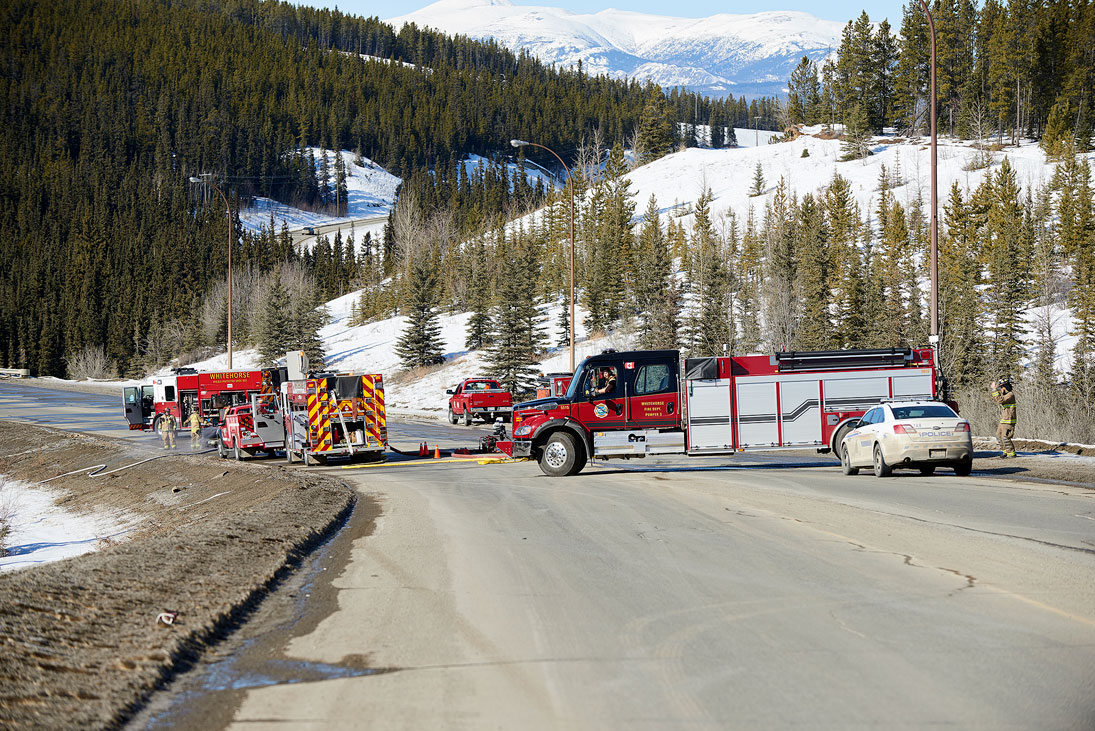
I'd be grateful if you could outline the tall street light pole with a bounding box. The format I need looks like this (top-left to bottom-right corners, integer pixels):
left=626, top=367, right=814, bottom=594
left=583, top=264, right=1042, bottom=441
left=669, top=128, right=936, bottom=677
left=190, top=173, right=234, bottom=369
left=511, top=139, right=576, bottom=373
left=919, top=0, right=940, bottom=373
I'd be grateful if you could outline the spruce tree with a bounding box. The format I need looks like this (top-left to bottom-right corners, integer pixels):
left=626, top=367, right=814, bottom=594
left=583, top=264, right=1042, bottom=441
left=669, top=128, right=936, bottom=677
left=840, top=103, right=872, bottom=161
left=635, top=85, right=675, bottom=163
left=793, top=193, right=832, bottom=349
left=256, top=275, right=294, bottom=366
left=749, top=163, right=766, bottom=197
left=980, top=158, right=1032, bottom=377
left=635, top=195, right=680, bottom=349
left=395, top=253, right=445, bottom=369
left=686, top=188, right=730, bottom=354
left=464, top=238, right=494, bottom=350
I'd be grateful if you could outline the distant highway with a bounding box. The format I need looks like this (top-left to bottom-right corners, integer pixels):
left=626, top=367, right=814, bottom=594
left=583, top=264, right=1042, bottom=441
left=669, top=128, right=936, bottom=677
left=290, top=214, right=389, bottom=247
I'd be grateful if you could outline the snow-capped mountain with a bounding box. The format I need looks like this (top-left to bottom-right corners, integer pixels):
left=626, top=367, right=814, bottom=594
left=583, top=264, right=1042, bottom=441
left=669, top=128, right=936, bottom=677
left=386, top=0, right=844, bottom=98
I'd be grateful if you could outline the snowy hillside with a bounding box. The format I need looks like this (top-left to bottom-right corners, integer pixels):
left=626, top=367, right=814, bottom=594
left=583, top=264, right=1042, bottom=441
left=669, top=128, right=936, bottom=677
left=180, top=127, right=1091, bottom=420
left=386, top=0, right=843, bottom=98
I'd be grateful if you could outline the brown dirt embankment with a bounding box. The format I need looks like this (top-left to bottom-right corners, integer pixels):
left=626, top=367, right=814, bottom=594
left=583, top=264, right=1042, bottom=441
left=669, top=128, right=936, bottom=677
left=0, top=421, right=362, bottom=730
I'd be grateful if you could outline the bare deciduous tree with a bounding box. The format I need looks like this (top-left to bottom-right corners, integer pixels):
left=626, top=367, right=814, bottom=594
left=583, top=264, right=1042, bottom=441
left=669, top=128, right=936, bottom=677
left=66, top=344, right=117, bottom=380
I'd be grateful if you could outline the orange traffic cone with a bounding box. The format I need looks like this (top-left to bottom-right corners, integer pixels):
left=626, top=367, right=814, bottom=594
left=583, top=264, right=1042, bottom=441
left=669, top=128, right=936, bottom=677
left=433, top=445, right=441, bottom=459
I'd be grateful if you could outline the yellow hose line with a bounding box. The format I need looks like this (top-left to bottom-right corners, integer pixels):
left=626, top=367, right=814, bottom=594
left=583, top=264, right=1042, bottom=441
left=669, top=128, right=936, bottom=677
left=340, top=456, right=526, bottom=470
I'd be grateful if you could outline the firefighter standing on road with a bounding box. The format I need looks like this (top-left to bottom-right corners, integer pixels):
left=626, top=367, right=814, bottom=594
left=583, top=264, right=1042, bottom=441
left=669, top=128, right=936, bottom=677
left=184, top=410, right=202, bottom=449
left=159, top=410, right=178, bottom=450
left=990, top=378, right=1017, bottom=458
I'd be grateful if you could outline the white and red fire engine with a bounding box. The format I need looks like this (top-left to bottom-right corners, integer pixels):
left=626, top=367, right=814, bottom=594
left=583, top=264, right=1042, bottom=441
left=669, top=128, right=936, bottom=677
left=122, top=367, right=283, bottom=433
left=496, top=347, right=939, bottom=476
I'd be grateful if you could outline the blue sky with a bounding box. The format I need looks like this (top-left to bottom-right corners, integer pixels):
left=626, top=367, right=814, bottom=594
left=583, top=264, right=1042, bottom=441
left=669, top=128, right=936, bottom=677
left=314, top=0, right=904, bottom=24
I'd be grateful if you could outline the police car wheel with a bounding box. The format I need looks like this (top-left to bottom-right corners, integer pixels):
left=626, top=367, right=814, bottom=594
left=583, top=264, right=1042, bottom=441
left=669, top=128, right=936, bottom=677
left=841, top=445, right=858, bottom=475
left=953, top=457, right=972, bottom=476
left=539, top=432, right=579, bottom=477
left=872, top=444, right=892, bottom=477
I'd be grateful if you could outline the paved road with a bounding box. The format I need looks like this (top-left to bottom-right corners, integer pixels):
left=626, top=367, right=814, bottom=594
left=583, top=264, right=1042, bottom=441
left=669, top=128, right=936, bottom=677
left=4, top=382, right=1095, bottom=728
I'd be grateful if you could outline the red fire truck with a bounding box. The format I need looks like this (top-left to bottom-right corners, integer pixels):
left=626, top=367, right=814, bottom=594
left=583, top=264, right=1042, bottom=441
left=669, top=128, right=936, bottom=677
left=496, top=347, right=939, bottom=476
left=122, top=367, right=284, bottom=433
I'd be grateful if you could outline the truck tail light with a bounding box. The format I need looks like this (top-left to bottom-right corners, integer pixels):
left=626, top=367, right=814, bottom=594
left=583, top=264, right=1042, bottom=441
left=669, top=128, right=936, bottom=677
left=954, top=422, right=970, bottom=432
left=893, top=424, right=917, bottom=434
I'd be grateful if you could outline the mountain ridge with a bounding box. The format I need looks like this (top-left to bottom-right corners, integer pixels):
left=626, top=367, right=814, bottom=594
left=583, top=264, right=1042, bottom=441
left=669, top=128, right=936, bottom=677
left=387, top=0, right=843, bottom=97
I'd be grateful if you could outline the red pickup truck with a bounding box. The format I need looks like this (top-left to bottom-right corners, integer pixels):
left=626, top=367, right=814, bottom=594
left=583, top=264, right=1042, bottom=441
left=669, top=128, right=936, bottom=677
left=447, top=378, right=512, bottom=426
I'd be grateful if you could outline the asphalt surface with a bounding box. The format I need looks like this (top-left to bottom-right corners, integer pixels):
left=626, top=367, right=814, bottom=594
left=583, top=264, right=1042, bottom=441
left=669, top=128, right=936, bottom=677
left=4, top=381, right=1095, bottom=729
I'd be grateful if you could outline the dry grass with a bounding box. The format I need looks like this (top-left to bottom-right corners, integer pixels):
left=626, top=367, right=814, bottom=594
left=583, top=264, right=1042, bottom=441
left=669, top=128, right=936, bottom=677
left=953, top=383, right=1094, bottom=446
left=388, top=362, right=448, bottom=385
left=0, top=476, right=16, bottom=558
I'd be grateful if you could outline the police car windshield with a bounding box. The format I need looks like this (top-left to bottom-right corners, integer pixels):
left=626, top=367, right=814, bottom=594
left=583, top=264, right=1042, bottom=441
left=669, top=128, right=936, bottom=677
left=891, top=404, right=957, bottom=420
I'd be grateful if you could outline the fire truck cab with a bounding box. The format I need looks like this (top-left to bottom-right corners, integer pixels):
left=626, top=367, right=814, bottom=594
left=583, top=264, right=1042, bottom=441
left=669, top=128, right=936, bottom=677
left=500, top=347, right=937, bottom=477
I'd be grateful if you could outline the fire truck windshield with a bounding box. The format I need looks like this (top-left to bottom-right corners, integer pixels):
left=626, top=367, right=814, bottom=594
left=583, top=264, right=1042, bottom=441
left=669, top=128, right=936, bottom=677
left=562, top=359, right=591, bottom=401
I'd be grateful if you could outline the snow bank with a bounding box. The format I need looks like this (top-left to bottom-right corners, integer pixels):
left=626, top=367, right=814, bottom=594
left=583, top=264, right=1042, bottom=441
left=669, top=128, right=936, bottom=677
left=0, top=476, right=138, bottom=572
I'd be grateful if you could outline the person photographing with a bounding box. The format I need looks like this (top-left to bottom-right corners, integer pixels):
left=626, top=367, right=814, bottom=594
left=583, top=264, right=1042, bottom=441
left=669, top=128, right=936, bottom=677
left=990, top=378, right=1017, bottom=458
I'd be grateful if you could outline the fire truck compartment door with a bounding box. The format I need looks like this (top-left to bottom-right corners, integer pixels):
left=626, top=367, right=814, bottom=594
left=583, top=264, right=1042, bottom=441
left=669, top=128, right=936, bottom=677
left=891, top=371, right=933, bottom=399
left=778, top=380, right=822, bottom=445
left=686, top=378, right=732, bottom=452
left=734, top=381, right=780, bottom=447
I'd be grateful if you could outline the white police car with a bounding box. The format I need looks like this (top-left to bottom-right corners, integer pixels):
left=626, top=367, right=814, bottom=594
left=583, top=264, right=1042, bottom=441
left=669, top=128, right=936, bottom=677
left=840, top=400, right=973, bottom=477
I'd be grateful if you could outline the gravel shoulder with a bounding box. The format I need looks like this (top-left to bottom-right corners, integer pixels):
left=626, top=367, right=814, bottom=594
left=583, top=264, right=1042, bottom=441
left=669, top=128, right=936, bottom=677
left=0, top=421, right=366, bottom=730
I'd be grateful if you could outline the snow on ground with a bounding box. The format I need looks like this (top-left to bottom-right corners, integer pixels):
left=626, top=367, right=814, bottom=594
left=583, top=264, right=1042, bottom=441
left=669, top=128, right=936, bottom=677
left=0, top=476, right=138, bottom=572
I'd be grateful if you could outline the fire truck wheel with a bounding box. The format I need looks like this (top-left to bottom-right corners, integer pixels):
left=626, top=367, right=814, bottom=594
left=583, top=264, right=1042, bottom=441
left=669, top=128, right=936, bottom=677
left=447, top=406, right=458, bottom=424
left=872, top=444, right=892, bottom=477
left=217, top=437, right=228, bottom=459
left=539, top=432, right=581, bottom=477
left=461, top=409, right=471, bottom=427
left=233, top=440, right=243, bottom=461
left=285, top=446, right=296, bottom=463
left=841, top=445, right=858, bottom=475
left=831, top=423, right=854, bottom=458
left=152, top=414, right=163, bottom=435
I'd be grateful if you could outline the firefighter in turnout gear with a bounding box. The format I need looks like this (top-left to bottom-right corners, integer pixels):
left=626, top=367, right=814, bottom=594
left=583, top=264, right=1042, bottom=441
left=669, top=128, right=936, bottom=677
left=991, top=378, right=1017, bottom=458
left=159, top=411, right=178, bottom=450
left=184, top=411, right=202, bottom=449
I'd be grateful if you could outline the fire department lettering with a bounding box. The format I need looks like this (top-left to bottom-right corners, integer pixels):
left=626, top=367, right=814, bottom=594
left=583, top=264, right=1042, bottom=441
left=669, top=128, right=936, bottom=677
left=594, top=403, right=609, bottom=418
left=208, top=371, right=248, bottom=382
